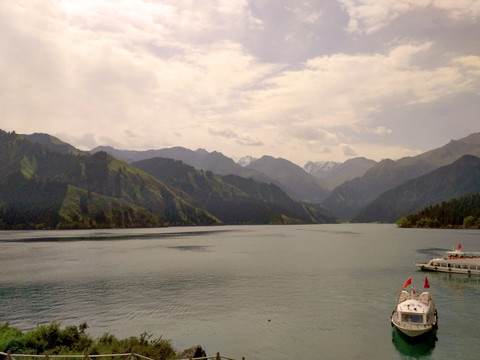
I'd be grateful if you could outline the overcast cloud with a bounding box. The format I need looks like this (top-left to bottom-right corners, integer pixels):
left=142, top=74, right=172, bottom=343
left=1, top=0, right=479, bottom=166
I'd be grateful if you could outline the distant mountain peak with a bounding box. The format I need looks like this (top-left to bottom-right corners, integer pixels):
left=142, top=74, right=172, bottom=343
left=237, top=155, right=257, bottom=167
left=304, top=161, right=338, bottom=175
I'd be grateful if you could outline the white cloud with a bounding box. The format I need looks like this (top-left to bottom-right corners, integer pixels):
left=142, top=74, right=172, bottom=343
left=1, top=0, right=479, bottom=164
left=373, top=126, right=393, bottom=136
left=342, top=145, right=357, bottom=156
left=285, top=3, right=322, bottom=24
left=240, top=42, right=478, bottom=129
left=339, top=0, right=480, bottom=34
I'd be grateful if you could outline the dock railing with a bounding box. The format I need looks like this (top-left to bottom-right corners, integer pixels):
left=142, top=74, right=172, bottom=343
left=0, top=352, right=244, bottom=360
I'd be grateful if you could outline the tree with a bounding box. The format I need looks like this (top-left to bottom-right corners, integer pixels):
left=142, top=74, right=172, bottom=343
left=463, top=215, right=476, bottom=229
left=396, top=217, right=410, bottom=228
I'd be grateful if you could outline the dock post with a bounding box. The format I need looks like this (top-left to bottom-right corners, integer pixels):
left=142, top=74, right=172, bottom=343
left=216, top=352, right=221, bottom=360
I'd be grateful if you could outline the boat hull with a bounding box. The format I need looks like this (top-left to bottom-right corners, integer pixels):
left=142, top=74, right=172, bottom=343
left=417, top=249, right=480, bottom=275
left=392, top=320, right=434, bottom=338
left=416, top=262, right=480, bottom=275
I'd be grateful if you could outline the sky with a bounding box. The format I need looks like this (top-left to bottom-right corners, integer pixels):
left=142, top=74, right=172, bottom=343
left=1, top=1, right=480, bottom=166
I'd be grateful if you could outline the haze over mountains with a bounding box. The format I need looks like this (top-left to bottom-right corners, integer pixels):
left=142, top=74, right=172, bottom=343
left=92, top=131, right=480, bottom=221
left=91, top=145, right=375, bottom=197
left=322, top=132, right=480, bottom=220
left=353, top=154, right=480, bottom=223
left=1, top=129, right=480, bottom=229
left=304, top=158, right=377, bottom=189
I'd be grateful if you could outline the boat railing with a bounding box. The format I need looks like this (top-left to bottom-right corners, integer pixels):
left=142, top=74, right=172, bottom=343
left=0, top=352, right=244, bottom=360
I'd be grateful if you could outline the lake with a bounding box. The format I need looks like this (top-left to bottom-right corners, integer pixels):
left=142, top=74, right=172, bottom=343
left=1, top=224, right=479, bottom=359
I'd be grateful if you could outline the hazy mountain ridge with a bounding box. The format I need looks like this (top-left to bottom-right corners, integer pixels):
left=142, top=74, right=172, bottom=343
left=132, top=157, right=335, bottom=224
left=237, top=155, right=257, bottom=167
left=353, top=154, right=480, bottom=223
left=93, top=147, right=331, bottom=202
left=246, top=155, right=330, bottom=203
left=304, top=160, right=338, bottom=176
left=92, top=145, right=246, bottom=175
left=93, top=146, right=372, bottom=195
left=321, top=132, right=480, bottom=220
left=92, top=145, right=273, bottom=186
left=305, top=157, right=377, bottom=188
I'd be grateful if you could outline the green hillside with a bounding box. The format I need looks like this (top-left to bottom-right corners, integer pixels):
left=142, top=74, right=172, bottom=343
left=397, top=191, right=480, bottom=229
left=132, top=157, right=335, bottom=224
left=0, top=130, right=220, bottom=229
left=0, top=130, right=335, bottom=228
left=353, top=155, right=480, bottom=223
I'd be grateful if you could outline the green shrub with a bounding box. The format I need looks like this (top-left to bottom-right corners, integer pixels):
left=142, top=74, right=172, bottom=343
left=0, top=323, right=174, bottom=359
left=0, top=323, right=26, bottom=353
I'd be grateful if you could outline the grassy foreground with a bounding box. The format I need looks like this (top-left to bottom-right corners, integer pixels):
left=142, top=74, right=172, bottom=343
left=0, top=322, right=175, bottom=359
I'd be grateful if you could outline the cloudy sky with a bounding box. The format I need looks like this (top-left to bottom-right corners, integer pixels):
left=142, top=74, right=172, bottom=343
left=1, top=1, right=480, bottom=166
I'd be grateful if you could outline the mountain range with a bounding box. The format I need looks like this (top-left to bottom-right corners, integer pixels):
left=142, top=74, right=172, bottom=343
left=0, top=130, right=333, bottom=229
left=321, top=132, right=480, bottom=220
left=90, top=146, right=373, bottom=202
left=2, top=129, right=480, bottom=228
left=353, top=154, right=480, bottom=223
left=91, top=146, right=333, bottom=203
left=93, top=132, right=480, bottom=219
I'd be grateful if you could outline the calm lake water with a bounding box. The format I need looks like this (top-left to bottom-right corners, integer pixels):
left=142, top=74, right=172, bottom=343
left=1, top=224, right=480, bottom=360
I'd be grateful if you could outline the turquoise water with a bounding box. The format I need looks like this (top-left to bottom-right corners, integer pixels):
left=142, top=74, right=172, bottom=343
left=0, top=224, right=479, bottom=359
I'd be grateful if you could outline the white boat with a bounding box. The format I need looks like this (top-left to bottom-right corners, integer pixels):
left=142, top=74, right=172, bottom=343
left=391, top=277, right=438, bottom=338
left=416, top=244, right=480, bottom=275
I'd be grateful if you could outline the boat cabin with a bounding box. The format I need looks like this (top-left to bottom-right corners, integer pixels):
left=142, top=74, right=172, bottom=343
left=429, top=260, right=480, bottom=272
left=395, top=291, right=432, bottom=325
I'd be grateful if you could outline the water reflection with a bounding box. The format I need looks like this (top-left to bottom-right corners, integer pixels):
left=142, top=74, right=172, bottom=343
left=0, top=228, right=230, bottom=242
left=168, top=245, right=211, bottom=252
left=428, top=272, right=480, bottom=288
left=392, top=328, right=437, bottom=359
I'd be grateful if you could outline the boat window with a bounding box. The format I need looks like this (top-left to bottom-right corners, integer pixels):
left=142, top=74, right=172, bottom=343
left=440, top=263, right=447, bottom=267
left=462, top=265, right=469, bottom=269
left=455, top=264, right=461, bottom=269
left=401, top=314, right=422, bottom=323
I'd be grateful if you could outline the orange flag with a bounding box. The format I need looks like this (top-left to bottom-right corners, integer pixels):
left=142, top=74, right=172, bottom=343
left=402, top=276, right=412, bottom=288
left=424, top=276, right=430, bottom=288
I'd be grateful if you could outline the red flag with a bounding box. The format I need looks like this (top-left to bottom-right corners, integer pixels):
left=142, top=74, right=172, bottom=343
left=424, top=276, right=430, bottom=288
left=402, top=276, right=412, bottom=288
left=458, top=243, right=462, bottom=250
